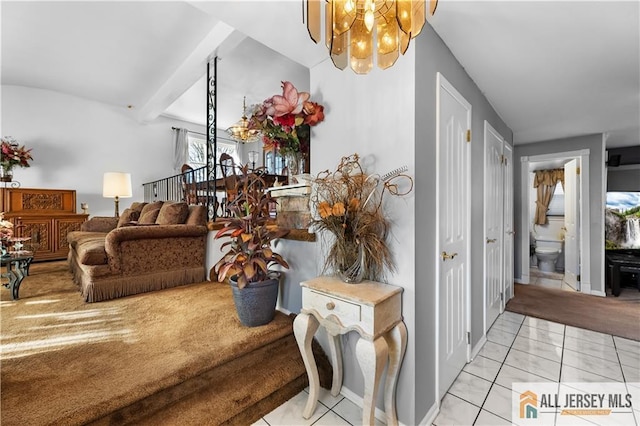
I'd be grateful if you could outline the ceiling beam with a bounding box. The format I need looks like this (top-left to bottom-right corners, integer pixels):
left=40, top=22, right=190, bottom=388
left=136, top=21, right=246, bottom=123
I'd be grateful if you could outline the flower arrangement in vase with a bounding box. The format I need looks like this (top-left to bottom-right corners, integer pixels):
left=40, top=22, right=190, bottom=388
left=248, top=81, right=325, bottom=177
left=310, top=154, right=413, bottom=283
left=1, top=137, right=33, bottom=182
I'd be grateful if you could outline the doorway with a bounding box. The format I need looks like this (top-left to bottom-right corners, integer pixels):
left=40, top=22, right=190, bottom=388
left=520, top=150, right=592, bottom=294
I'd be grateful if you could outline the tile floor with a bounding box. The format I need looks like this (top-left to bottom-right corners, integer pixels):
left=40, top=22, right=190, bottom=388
left=530, top=267, right=577, bottom=292
left=434, top=311, right=640, bottom=426
left=251, top=385, right=383, bottom=426
left=252, top=311, right=639, bottom=425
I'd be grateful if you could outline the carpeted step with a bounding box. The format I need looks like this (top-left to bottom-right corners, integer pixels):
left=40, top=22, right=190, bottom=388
left=89, top=333, right=331, bottom=425
left=1, top=262, right=332, bottom=426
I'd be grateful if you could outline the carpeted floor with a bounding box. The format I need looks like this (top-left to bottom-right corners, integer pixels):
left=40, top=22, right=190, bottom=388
left=506, top=283, right=640, bottom=341
left=1, top=261, right=329, bottom=425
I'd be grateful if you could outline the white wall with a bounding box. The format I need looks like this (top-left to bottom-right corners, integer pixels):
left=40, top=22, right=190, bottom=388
left=1, top=85, right=205, bottom=216
left=307, top=53, right=417, bottom=424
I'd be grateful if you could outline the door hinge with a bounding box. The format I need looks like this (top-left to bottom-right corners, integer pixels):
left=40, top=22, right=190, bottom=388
left=466, top=130, right=471, bottom=142
left=466, top=331, right=471, bottom=344
left=576, top=167, right=580, bottom=175
left=500, top=292, right=504, bottom=302
left=577, top=274, right=581, bottom=282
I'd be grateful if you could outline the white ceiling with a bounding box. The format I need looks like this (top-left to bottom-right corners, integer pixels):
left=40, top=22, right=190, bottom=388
left=2, top=1, right=638, bottom=148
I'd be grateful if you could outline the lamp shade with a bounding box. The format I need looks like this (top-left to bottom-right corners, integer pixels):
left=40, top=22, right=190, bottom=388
left=103, top=172, right=132, bottom=198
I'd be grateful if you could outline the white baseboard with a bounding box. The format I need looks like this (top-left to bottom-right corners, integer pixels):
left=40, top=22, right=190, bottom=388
left=340, top=386, right=410, bottom=426
left=590, top=289, right=606, bottom=297
left=471, top=335, right=488, bottom=360
left=277, top=307, right=292, bottom=315
left=418, top=401, right=439, bottom=425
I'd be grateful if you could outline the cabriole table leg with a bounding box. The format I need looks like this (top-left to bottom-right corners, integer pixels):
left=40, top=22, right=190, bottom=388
left=293, top=313, right=320, bottom=419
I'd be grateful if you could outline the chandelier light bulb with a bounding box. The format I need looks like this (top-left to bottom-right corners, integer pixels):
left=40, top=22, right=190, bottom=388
left=344, top=0, right=355, bottom=13
left=364, top=10, right=375, bottom=32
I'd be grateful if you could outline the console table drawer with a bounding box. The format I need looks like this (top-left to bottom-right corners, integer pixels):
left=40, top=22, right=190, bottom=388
left=305, top=289, right=361, bottom=324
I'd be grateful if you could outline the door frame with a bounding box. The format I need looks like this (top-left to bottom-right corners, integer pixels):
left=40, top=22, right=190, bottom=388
left=503, top=143, right=514, bottom=302
left=435, top=72, right=472, bottom=401
left=519, top=149, right=592, bottom=293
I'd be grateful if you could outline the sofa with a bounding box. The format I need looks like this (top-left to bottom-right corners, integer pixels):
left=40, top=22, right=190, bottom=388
left=67, top=201, right=208, bottom=302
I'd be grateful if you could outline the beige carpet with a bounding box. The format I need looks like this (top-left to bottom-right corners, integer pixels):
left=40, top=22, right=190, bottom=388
left=506, top=283, right=640, bottom=341
left=1, top=261, right=330, bottom=425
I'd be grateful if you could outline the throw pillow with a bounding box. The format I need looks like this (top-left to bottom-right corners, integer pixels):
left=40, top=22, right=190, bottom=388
left=117, top=208, right=140, bottom=228
left=129, top=202, right=147, bottom=214
left=156, top=202, right=189, bottom=225
left=139, top=202, right=163, bottom=224
left=139, top=201, right=163, bottom=217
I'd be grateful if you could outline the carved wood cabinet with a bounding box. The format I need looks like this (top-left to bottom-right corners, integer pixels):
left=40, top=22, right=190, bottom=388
left=0, top=188, right=89, bottom=261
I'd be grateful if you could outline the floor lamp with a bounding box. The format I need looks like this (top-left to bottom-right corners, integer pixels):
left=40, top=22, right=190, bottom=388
left=103, top=172, right=132, bottom=217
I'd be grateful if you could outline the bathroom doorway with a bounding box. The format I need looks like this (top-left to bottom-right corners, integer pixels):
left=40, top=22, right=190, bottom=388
left=520, top=150, right=592, bottom=294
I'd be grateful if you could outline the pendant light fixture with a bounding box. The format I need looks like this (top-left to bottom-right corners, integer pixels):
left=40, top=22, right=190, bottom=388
left=306, top=0, right=438, bottom=74
left=226, top=96, right=260, bottom=143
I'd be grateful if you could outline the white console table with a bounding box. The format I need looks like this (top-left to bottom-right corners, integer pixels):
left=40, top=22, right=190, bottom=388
left=293, top=276, right=407, bottom=426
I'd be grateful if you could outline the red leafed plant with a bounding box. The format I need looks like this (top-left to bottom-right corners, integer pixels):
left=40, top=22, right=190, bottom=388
left=212, top=165, right=289, bottom=289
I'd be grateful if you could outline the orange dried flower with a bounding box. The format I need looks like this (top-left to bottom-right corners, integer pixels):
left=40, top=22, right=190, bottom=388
left=319, top=201, right=333, bottom=218
left=332, top=202, right=346, bottom=216
left=348, top=198, right=360, bottom=212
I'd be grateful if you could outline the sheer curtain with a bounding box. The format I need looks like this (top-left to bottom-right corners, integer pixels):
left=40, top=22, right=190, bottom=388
left=173, top=128, right=189, bottom=174
left=533, top=169, right=565, bottom=225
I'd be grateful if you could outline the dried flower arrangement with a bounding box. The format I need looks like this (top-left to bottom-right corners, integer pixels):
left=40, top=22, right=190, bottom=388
left=310, top=154, right=413, bottom=283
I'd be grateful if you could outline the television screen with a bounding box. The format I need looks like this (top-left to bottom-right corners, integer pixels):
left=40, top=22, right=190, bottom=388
left=605, top=192, right=640, bottom=249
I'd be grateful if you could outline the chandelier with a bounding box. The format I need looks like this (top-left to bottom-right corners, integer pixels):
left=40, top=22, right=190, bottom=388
left=306, top=0, right=438, bottom=74
left=226, top=96, right=260, bottom=143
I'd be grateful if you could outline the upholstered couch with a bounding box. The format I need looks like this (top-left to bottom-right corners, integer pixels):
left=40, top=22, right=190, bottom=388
left=67, top=201, right=208, bottom=302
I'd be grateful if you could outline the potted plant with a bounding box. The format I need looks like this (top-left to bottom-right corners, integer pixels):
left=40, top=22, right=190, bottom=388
left=211, top=165, right=289, bottom=327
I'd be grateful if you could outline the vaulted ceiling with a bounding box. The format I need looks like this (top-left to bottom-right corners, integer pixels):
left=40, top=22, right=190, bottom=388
left=2, top=1, right=638, bottom=148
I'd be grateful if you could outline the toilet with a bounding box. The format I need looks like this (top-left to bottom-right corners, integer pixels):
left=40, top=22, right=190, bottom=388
left=534, top=237, right=564, bottom=272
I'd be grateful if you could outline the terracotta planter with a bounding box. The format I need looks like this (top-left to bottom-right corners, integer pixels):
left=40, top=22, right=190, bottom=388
left=230, top=273, right=280, bottom=327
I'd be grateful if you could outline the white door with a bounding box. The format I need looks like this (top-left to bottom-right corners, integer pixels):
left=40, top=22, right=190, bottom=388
left=437, top=73, right=471, bottom=399
left=564, top=159, right=580, bottom=290
left=484, top=123, right=503, bottom=329
left=503, top=144, right=514, bottom=301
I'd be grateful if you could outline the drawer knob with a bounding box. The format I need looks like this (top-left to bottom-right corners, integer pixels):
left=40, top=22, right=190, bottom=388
left=326, top=302, right=335, bottom=310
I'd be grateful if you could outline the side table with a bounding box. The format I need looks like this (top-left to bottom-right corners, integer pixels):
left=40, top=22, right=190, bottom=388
left=293, top=276, right=407, bottom=426
left=1, top=252, right=34, bottom=300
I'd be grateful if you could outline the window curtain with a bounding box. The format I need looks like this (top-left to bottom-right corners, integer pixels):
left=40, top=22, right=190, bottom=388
left=533, top=169, right=565, bottom=225
left=173, top=128, right=189, bottom=173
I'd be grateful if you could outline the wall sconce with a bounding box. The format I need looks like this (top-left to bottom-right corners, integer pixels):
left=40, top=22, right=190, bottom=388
left=103, top=172, right=132, bottom=217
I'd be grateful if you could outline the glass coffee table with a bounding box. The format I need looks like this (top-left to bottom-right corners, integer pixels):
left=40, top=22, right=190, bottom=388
left=1, top=251, right=34, bottom=300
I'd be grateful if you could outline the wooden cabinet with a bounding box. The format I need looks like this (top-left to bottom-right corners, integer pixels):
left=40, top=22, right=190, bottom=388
left=0, top=188, right=89, bottom=261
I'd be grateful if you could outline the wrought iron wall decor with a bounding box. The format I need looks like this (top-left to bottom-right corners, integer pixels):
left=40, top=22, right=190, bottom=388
left=207, top=58, right=218, bottom=221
